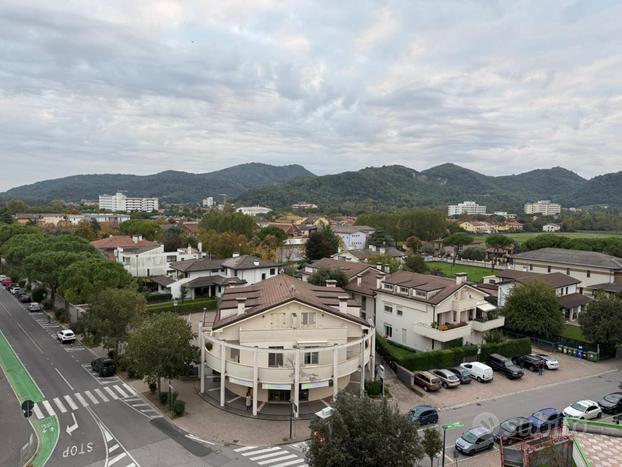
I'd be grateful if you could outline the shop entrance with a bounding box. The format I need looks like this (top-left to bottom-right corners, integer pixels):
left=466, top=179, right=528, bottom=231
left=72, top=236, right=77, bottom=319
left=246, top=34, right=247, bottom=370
left=268, top=389, right=291, bottom=402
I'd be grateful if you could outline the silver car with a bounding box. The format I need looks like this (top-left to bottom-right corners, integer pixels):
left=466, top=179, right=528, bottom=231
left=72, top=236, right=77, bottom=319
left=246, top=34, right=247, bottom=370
left=28, top=302, right=42, bottom=312
left=431, top=369, right=461, bottom=388
left=455, top=426, right=494, bottom=455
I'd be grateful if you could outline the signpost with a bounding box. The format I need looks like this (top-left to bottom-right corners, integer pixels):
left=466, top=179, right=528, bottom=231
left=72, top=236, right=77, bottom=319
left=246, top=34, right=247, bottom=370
left=441, top=421, right=464, bottom=467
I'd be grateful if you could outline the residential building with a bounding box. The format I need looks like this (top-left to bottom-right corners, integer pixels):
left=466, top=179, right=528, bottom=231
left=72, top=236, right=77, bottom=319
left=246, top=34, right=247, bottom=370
left=509, top=248, right=622, bottom=294
left=114, top=244, right=205, bottom=277
left=99, top=192, right=159, bottom=212
left=376, top=272, right=503, bottom=351
left=301, top=215, right=330, bottom=227
left=524, top=200, right=561, bottom=216
left=198, top=275, right=374, bottom=416
left=460, top=221, right=496, bottom=234
left=492, top=211, right=516, bottom=219
left=302, top=258, right=385, bottom=324
left=15, top=213, right=68, bottom=225
left=276, top=237, right=307, bottom=262
left=542, top=223, right=561, bottom=232
left=16, top=212, right=131, bottom=226
left=261, top=222, right=302, bottom=238
left=291, top=202, right=318, bottom=209
left=448, top=201, right=487, bottom=216
left=332, top=245, right=407, bottom=264
left=235, top=206, right=272, bottom=216
left=332, top=225, right=375, bottom=250
left=202, top=197, right=214, bottom=208
left=91, top=235, right=160, bottom=260
left=504, top=220, right=524, bottom=231
left=589, top=282, right=622, bottom=297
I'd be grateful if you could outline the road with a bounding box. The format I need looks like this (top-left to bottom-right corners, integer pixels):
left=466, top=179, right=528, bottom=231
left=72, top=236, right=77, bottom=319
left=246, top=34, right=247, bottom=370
left=0, top=287, right=257, bottom=467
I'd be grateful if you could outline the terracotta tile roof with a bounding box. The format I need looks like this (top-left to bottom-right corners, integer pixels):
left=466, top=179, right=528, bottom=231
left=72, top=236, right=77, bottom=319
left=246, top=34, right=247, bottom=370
left=91, top=236, right=159, bottom=250
left=349, top=246, right=406, bottom=260
left=182, top=222, right=199, bottom=234
left=213, top=275, right=368, bottom=330
left=379, top=271, right=479, bottom=305
left=308, top=258, right=374, bottom=279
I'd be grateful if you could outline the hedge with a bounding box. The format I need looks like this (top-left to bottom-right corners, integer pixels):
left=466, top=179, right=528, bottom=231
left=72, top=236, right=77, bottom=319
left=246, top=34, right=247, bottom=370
left=376, top=334, right=531, bottom=371
left=144, top=292, right=173, bottom=304
left=147, top=298, right=218, bottom=314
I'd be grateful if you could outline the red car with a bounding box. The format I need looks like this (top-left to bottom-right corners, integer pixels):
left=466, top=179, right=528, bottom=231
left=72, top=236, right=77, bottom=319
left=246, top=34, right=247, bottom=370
left=2, top=277, right=12, bottom=287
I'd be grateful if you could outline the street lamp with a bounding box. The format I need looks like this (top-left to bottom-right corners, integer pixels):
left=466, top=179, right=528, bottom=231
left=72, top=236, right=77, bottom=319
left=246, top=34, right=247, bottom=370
left=441, top=421, right=464, bottom=467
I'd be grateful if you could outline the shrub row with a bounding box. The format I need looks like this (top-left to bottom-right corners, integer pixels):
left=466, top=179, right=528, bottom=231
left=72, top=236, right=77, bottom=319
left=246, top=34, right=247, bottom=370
left=146, top=298, right=218, bottom=314
left=144, top=292, right=173, bottom=304
left=376, top=334, right=531, bottom=371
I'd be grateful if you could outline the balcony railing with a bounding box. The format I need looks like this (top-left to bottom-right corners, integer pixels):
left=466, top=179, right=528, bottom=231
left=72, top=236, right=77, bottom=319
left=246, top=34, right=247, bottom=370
left=414, top=321, right=472, bottom=342
left=471, top=316, right=505, bottom=333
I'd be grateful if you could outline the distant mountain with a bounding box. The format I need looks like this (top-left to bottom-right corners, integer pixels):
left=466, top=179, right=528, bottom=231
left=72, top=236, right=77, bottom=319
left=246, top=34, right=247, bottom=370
left=0, top=163, right=314, bottom=203
left=236, top=163, right=598, bottom=213
left=568, top=171, right=622, bottom=207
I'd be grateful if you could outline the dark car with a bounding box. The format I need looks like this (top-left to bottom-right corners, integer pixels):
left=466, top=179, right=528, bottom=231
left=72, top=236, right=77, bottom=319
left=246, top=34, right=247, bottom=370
left=18, top=294, right=32, bottom=303
left=408, top=405, right=439, bottom=426
left=493, top=417, right=534, bottom=444
left=512, top=355, right=544, bottom=372
left=598, top=392, right=622, bottom=414
left=449, top=366, right=472, bottom=384
left=487, top=353, right=524, bottom=379
left=528, top=408, right=564, bottom=432
left=91, top=358, right=117, bottom=377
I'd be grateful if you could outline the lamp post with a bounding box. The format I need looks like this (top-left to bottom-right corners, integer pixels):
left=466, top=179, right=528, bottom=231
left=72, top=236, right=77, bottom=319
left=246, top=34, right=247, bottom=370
left=441, top=421, right=464, bottom=467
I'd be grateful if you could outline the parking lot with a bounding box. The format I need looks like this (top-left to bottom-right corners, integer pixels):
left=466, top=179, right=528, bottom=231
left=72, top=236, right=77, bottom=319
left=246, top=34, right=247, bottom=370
left=385, top=348, right=621, bottom=412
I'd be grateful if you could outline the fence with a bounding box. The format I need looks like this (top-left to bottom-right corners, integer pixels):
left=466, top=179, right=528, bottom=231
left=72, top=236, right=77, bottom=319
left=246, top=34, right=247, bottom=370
left=503, top=330, right=617, bottom=361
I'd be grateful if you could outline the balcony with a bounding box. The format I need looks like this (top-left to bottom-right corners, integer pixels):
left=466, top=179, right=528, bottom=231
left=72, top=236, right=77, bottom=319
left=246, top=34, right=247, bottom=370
left=414, top=322, right=472, bottom=342
left=471, top=316, right=505, bottom=333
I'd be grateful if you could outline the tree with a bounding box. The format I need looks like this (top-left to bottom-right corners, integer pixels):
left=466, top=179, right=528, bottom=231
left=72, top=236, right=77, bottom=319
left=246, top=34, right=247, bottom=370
left=421, top=428, right=443, bottom=467
left=403, top=255, right=428, bottom=273
left=198, top=230, right=254, bottom=258
left=442, top=233, right=474, bottom=265
left=74, top=220, right=98, bottom=241
left=504, top=280, right=563, bottom=337
left=59, top=257, right=133, bottom=304
left=308, top=268, right=349, bottom=288
left=306, top=229, right=339, bottom=260
left=307, top=394, right=423, bottom=467
left=460, top=246, right=487, bottom=261
left=199, top=212, right=257, bottom=237
left=6, top=199, right=28, bottom=214
left=579, top=294, right=622, bottom=348
left=366, top=229, right=395, bottom=248
left=126, top=312, right=196, bottom=393
left=119, top=220, right=162, bottom=241
left=79, top=288, right=146, bottom=355
left=485, top=234, right=513, bottom=269
left=161, top=225, right=185, bottom=252
left=24, top=251, right=91, bottom=303
left=257, top=225, right=288, bottom=246
left=405, top=236, right=421, bottom=253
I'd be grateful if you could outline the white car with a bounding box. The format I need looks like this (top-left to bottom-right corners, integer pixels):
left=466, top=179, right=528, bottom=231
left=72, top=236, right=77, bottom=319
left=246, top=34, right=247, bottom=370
left=563, top=400, right=602, bottom=420
left=56, top=330, right=76, bottom=343
left=460, top=362, right=494, bottom=382
left=28, top=302, right=42, bottom=312
left=534, top=354, right=559, bottom=370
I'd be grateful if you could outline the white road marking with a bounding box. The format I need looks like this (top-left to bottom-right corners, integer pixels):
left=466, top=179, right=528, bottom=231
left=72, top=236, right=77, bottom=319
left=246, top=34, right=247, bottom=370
left=104, top=386, right=119, bottom=400
left=271, top=460, right=307, bottom=467
left=185, top=434, right=215, bottom=445
left=127, top=464, right=136, bottom=467
left=33, top=404, right=44, bottom=419
left=95, top=388, right=109, bottom=402
left=112, top=385, right=129, bottom=398
left=122, top=383, right=136, bottom=395
left=243, top=447, right=281, bottom=456
left=85, top=390, right=99, bottom=404
left=42, top=400, right=56, bottom=416
left=54, top=367, right=75, bottom=391
left=250, top=450, right=287, bottom=461
left=109, top=443, right=119, bottom=453
left=108, top=452, right=127, bottom=466
left=235, top=446, right=258, bottom=452
left=64, top=395, right=79, bottom=410
left=131, top=403, right=149, bottom=407
left=53, top=397, right=67, bottom=413
left=74, top=393, right=89, bottom=407
left=103, top=428, right=113, bottom=443
left=258, top=455, right=297, bottom=465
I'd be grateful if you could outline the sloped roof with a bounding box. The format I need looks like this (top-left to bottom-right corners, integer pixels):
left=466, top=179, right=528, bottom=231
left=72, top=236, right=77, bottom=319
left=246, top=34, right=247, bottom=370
left=169, top=258, right=223, bottom=273
left=308, top=258, right=374, bottom=279
left=91, top=236, right=159, bottom=250
left=589, top=282, right=622, bottom=293
left=332, top=225, right=375, bottom=234
left=221, top=255, right=280, bottom=270
left=151, top=275, right=175, bottom=287
left=185, top=275, right=246, bottom=288
left=349, top=246, right=406, bottom=260
left=511, top=248, right=622, bottom=270
left=213, top=275, right=368, bottom=330
left=380, top=271, right=484, bottom=305
left=559, top=293, right=592, bottom=310
left=497, top=270, right=580, bottom=288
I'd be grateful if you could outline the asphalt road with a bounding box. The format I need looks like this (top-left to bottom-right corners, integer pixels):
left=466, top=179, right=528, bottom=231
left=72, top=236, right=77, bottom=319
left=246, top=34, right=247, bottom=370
left=0, top=287, right=256, bottom=467
left=0, top=363, right=34, bottom=467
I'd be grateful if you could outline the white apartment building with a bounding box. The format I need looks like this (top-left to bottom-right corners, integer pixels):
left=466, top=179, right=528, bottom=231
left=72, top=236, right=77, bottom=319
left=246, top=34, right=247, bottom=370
left=199, top=275, right=374, bottom=416
left=202, top=197, right=214, bottom=208
left=448, top=201, right=487, bottom=216
left=524, top=200, right=561, bottom=216
left=114, top=244, right=205, bottom=277
left=235, top=206, right=272, bottom=216
left=543, top=224, right=561, bottom=232
left=332, top=225, right=375, bottom=250
left=99, top=192, right=159, bottom=212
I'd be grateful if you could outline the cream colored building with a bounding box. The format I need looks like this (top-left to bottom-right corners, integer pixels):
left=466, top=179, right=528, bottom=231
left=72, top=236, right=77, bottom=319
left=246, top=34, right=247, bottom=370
left=524, top=200, right=561, bottom=216
left=199, top=275, right=374, bottom=417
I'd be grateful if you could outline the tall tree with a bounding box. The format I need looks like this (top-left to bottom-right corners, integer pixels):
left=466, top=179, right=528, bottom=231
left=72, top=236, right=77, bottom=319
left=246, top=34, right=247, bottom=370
left=504, top=280, right=563, bottom=337
left=421, top=428, right=443, bottom=467
left=59, top=257, right=133, bottom=304
left=257, top=225, right=288, bottom=246
left=119, top=220, right=162, bottom=241
left=485, top=234, right=513, bottom=269
left=24, top=251, right=91, bottom=303
left=126, top=312, right=196, bottom=393
left=442, top=232, right=474, bottom=265
left=403, top=255, right=428, bottom=273
left=307, top=394, right=423, bottom=467
left=305, top=229, right=339, bottom=260
left=405, top=236, right=421, bottom=254
left=199, top=212, right=257, bottom=237
left=161, top=225, right=185, bottom=252
left=579, top=294, right=622, bottom=348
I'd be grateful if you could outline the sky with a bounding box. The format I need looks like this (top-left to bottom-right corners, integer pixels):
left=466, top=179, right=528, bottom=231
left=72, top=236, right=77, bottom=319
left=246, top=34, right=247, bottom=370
left=1, top=0, right=621, bottom=191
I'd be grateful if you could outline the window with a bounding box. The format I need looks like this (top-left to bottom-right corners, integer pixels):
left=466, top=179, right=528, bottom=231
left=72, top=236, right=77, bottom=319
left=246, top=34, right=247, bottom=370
left=262, top=273, right=266, bottom=280
left=529, top=264, right=533, bottom=271
left=230, top=348, right=240, bottom=363
left=270, top=268, right=276, bottom=275
left=397, top=309, right=403, bottom=316
left=383, top=283, right=394, bottom=290
left=268, top=348, right=284, bottom=367
left=547, top=266, right=551, bottom=273
left=399, top=287, right=409, bottom=294
left=302, top=312, right=316, bottom=326
left=361, top=296, right=367, bottom=308
left=384, top=324, right=392, bottom=338
left=384, top=305, right=393, bottom=314
left=415, top=290, right=426, bottom=297
left=587, top=270, right=591, bottom=278
left=123, top=257, right=131, bottom=264
left=566, top=268, right=570, bottom=275
left=304, top=352, right=319, bottom=365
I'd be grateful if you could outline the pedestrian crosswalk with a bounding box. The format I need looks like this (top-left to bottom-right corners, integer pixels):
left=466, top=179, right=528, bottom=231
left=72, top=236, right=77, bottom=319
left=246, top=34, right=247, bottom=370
left=32, top=383, right=139, bottom=419
left=120, top=395, right=162, bottom=420
left=234, top=445, right=307, bottom=467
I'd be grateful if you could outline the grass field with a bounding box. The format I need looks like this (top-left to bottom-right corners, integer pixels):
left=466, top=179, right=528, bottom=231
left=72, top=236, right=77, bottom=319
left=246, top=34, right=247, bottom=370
left=427, top=261, right=495, bottom=282
left=560, top=323, right=591, bottom=343
left=472, top=230, right=622, bottom=245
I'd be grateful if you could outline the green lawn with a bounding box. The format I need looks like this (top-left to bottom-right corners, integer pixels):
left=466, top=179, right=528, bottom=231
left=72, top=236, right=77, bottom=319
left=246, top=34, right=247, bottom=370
left=472, top=230, right=622, bottom=245
left=560, top=323, right=591, bottom=343
left=427, top=261, right=496, bottom=282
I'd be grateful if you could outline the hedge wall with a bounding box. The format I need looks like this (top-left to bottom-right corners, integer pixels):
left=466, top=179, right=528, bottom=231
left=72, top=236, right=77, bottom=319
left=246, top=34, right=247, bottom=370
left=147, top=298, right=218, bottom=314
left=376, top=334, right=531, bottom=371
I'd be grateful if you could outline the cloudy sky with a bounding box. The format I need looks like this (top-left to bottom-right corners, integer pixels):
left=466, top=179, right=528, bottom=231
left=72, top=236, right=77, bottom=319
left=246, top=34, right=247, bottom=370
left=1, top=0, right=621, bottom=191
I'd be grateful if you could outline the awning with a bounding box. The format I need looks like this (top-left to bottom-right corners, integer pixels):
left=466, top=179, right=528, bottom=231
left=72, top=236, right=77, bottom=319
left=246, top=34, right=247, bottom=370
left=476, top=302, right=497, bottom=312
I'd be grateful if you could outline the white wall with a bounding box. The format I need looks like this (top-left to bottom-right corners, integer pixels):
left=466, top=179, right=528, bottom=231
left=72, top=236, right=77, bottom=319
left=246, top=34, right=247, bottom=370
left=511, top=260, right=615, bottom=293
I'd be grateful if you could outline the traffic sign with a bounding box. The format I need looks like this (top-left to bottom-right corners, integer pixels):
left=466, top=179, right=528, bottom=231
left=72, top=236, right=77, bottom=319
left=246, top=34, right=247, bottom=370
left=21, top=400, right=34, bottom=418
left=442, top=421, right=464, bottom=431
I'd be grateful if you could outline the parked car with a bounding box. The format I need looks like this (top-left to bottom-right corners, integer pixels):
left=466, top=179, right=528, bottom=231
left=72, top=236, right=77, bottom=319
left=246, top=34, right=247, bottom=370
left=460, top=362, right=494, bottom=382
left=18, top=294, right=32, bottom=303
left=448, top=366, right=472, bottom=384
left=533, top=354, right=559, bottom=370
left=493, top=417, right=534, bottom=444
left=563, top=400, right=602, bottom=420
left=413, top=371, right=442, bottom=392
left=56, top=330, right=76, bottom=343
left=408, top=404, right=439, bottom=426
left=597, top=392, right=622, bottom=415
left=512, top=355, right=544, bottom=372
left=91, top=358, right=117, bottom=377
left=487, top=354, right=524, bottom=379
left=10, top=286, right=21, bottom=295
left=455, top=426, right=494, bottom=455
left=1, top=277, right=12, bottom=287
left=528, top=408, right=564, bottom=432
left=27, top=302, right=42, bottom=312
left=431, top=369, right=461, bottom=388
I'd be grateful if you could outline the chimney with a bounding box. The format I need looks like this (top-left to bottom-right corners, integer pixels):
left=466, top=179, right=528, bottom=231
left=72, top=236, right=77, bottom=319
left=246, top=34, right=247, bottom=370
left=376, top=274, right=384, bottom=289
left=455, top=272, right=467, bottom=285
left=232, top=252, right=240, bottom=258
left=356, top=275, right=362, bottom=287
left=370, top=245, right=376, bottom=252
left=187, top=244, right=192, bottom=255
left=236, top=297, right=247, bottom=315
left=132, top=234, right=142, bottom=243
left=379, top=247, right=385, bottom=255
left=384, top=264, right=391, bottom=273
left=325, top=279, right=337, bottom=288
left=376, top=263, right=383, bottom=271
left=338, top=295, right=349, bottom=314
left=198, top=242, right=203, bottom=253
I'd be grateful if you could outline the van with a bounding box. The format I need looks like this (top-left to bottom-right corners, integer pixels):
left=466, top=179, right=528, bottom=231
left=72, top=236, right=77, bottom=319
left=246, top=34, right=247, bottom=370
left=413, top=371, right=442, bottom=392
left=460, top=362, right=494, bottom=383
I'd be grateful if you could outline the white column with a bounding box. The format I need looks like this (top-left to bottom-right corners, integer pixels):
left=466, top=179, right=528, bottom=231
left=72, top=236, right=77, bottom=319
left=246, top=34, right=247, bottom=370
left=359, top=338, right=365, bottom=396
left=199, top=325, right=205, bottom=394
left=332, top=345, right=339, bottom=402
left=370, top=332, right=376, bottom=380
left=294, top=348, right=300, bottom=418
left=220, top=341, right=226, bottom=407
left=252, top=347, right=258, bottom=416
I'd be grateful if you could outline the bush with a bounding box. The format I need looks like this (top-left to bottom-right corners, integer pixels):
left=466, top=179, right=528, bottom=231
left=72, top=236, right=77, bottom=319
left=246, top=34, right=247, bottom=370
left=127, top=367, right=143, bottom=379
left=148, top=382, right=157, bottom=394
left=159, top=392, right=169, bottom=405
left=144, top=292, right=173, bottom=304
left=41, top=299, right=53, bottom=310
left=54, top=308, right=69, bottom=323
left=460, top=246, right=487, bottom=261
left=365, top=380, right=382, bottom=396
left=147, top=298, right=218, bottom=315
left=18, top=279, right=26, bottom=288
left=172, top=399, right=185, bottom=416
left=31, top=287, right=47, bottom=302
